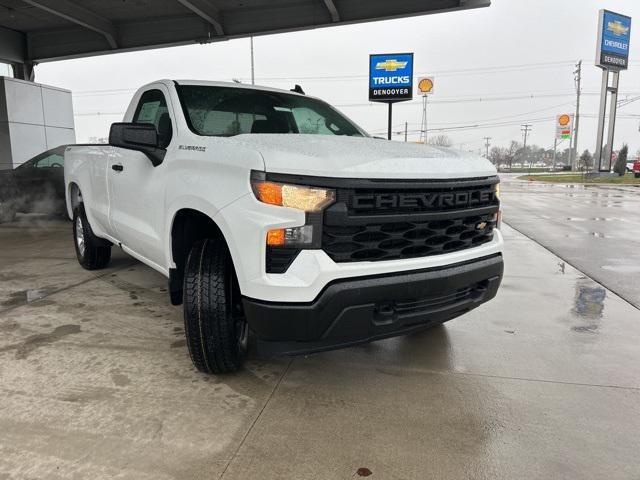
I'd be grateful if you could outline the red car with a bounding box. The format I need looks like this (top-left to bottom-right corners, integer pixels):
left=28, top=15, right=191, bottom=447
left=633, top=160, right=640, bottom=178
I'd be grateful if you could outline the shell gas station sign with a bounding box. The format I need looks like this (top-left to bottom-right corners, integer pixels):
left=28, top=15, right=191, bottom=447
left=417, top=77, right=435, bottom=95
left=556, top=114, right=573, bottom=140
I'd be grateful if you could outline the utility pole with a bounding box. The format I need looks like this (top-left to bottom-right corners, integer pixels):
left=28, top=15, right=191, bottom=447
left=404, top=122, right=408, bottom=142
left=571, top=60, right=582, bottom=170
left=250, top=36, right=255, bottom=85
left=483, top=137, right=491, bottom=159
left=522, top=124, right=532, bottom=174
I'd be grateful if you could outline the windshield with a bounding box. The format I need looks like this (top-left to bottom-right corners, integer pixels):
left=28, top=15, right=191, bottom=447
left=176, top=85, right=366, bottom=137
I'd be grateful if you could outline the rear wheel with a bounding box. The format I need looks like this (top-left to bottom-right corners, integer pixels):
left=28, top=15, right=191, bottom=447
left=183, top=238, right=248, bottom=374
left=73, top=204, right=111, bottom=270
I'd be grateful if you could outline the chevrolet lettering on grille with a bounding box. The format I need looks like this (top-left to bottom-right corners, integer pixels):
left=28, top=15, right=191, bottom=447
left=351, top=189, right=495, bottom=210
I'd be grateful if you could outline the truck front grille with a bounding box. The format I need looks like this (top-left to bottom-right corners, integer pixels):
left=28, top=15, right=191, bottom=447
left=321, top=177, right=499, bottom=263
left=323, top=213, right=496, bottom=262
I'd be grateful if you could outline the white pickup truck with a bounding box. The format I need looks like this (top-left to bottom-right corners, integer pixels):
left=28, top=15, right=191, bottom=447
left=65, top=80, right=504, bottom=373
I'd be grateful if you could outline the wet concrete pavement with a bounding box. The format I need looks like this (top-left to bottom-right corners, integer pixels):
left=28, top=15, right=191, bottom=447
left=500, top=174, right=640, bottom=308
left=1, top=216, right=640, bottom=479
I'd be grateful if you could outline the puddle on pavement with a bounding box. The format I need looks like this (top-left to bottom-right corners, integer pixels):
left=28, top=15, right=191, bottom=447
left=571, top=278, right=606, bottom=334
left=0, top=324, right=81, bottom=359
left=1, top=288, right=55, bottom=307
left=566, top=217, right=615, bottom=222
left=601, top=265, right=640, bottom=274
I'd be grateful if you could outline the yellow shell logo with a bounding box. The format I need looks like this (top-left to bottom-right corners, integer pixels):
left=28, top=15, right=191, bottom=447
left=418, top=78, right=434, bottom=94
left=558, top=114, right=571, bottom=126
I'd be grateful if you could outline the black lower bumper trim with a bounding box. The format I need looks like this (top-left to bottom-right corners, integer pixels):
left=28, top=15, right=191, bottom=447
left=242, top=253, right=503, bottom=356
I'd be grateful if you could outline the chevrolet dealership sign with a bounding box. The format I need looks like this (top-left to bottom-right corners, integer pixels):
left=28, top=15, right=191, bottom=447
left=369, top=53, right=414, bottom=102
left=596, top=10, right=632, bottom=70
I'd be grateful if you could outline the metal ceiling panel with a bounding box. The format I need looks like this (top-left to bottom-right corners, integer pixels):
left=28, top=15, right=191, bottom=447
left=0, top=0, right=490, bottom=64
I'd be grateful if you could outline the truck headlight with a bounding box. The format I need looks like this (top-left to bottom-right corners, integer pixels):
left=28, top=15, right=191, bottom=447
left=251, top=179, right=335, bottom=212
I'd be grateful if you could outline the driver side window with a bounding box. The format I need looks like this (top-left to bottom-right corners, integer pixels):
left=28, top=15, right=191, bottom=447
left=133, top=89, right=173, bottom=148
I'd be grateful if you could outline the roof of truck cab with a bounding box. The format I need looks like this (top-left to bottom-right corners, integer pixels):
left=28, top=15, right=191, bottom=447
left=170, top=79, right=307, bottom=97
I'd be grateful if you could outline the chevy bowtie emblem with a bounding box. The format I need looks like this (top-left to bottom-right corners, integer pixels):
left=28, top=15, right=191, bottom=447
left=607, top=20, right=629, bottom=37
left=475, top=221, right=488, bottom=230
left=375, top=59, right=408, bottom=72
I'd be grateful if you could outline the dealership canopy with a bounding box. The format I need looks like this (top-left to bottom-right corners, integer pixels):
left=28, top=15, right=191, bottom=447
left=0, top=0, right=490, bottom=79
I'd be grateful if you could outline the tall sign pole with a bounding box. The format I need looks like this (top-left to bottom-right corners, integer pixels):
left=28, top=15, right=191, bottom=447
left=417, top=77, right=434, bottom=144
left=369, top=53, right=414, bottom=140
left=594, top=10, right=631, bottom=172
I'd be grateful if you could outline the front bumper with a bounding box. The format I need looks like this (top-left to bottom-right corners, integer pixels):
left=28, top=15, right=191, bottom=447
left=242, top=253, right=503, bottom=356
left=216, top=192, right=504, bottom=303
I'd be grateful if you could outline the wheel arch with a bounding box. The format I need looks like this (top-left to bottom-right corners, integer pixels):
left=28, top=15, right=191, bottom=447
left=168, top=208, right=236, bottom=305
left=67, top=182, right=82, bottom=218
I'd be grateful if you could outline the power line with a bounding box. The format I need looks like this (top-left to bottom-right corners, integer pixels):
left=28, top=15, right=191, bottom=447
left=334, top=91, right=640, bottom=109
left=69, top=60, right=580, bottom=98
left=229, top=60, right=577, bottom=83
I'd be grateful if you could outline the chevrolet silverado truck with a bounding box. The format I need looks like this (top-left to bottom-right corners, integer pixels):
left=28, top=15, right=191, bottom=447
left=64, top=80, right=504, bottom=374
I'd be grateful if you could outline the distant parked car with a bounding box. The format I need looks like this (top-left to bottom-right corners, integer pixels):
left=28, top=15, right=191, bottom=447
left=0, top=145, right=67, bottom=223
left=633, top=160, right=640, bottom=179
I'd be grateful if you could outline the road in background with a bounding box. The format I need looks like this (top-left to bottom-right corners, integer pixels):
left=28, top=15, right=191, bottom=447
left=500, top=174, right=640, bottom=309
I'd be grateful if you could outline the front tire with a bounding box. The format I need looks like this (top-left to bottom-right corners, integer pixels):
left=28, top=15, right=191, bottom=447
left=73, top=205, right=111, bottom=270
left=183, top=238, right=248, bottom=374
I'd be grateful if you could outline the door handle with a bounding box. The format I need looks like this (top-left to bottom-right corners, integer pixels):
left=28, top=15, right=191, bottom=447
left=111, top=164, right=124, bottom=172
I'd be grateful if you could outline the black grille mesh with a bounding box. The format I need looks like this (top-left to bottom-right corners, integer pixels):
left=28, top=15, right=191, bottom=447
left=323, top=213, right=495, bottom=262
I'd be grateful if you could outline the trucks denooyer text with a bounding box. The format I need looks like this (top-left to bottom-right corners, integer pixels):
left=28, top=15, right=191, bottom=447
left=371, top=75, right=411, bottom=97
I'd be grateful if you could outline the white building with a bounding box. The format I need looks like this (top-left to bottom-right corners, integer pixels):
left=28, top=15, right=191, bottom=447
left=0, top=76, right=75, bottom=169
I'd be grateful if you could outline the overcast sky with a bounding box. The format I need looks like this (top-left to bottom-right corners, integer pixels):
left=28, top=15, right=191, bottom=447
left=14, top=0, right=640, bottom=155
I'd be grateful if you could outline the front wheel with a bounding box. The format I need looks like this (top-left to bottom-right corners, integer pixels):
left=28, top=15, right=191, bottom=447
left=73, top=205, right=111, bottom=270
left=183, top=238, right=248, bottom=374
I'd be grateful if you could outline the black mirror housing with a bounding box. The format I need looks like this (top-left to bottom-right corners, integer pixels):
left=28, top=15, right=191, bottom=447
left=109, top=123, right=166, bottom=166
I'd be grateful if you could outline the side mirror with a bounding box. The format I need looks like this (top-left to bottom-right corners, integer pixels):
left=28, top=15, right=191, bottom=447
left=109, top=122, right=166, bottom=167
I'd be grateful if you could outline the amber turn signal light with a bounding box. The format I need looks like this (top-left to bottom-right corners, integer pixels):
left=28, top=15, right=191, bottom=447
left=266, top=229, right=286, bottom=246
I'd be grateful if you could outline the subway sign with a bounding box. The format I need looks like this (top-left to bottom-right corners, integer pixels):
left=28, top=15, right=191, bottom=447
left=369, top=53, right=414, bottom=102
left=596, top=10, right=632, bottom=70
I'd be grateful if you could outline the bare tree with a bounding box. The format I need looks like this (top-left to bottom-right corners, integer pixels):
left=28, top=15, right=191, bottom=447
left=489, top=146, right=507, bottom=170
left=428, top=135, right=453, bottom=148
left=579, top=149, right=593, bottom=173
left=505, top=141, right=521, bottom=171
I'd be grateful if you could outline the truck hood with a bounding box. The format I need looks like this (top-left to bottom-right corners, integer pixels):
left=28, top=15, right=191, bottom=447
left=232, top=134, right=496, bottom=179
